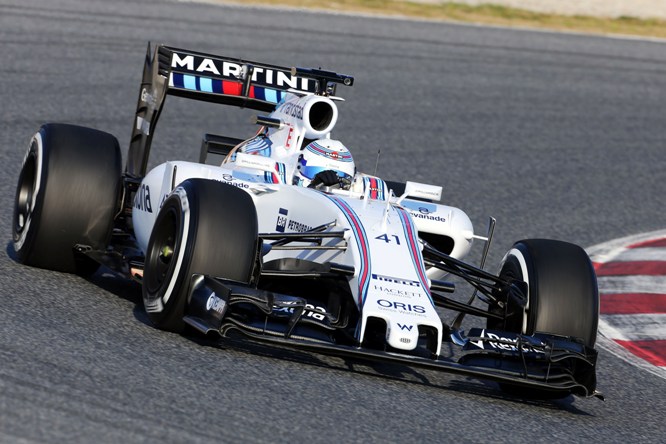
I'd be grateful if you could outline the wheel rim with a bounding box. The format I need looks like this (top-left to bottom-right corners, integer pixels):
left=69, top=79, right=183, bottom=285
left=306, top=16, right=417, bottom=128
left=14, top=150, right=37, bottom=237
left=145, top=206, right=180, bottom=297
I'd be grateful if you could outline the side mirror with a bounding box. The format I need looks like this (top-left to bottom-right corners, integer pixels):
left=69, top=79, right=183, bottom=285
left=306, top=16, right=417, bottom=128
left=399, top=181, right=442, bottom=202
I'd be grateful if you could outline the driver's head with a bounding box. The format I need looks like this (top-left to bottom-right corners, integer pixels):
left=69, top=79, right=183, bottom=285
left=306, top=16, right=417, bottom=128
left=293, top=139, right=355, bottom=189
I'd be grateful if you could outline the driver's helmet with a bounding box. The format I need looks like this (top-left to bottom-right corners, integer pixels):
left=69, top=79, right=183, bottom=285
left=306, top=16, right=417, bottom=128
left=293, top=139, right=355, bottom=188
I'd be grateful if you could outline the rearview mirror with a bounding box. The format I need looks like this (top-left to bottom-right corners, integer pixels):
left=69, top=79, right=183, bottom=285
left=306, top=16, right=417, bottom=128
left=400, top=181, right=442, bottom=202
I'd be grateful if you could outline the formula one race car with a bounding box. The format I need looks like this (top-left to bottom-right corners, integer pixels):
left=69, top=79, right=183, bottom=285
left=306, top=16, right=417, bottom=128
left=12, top=44, right=602, bottom=399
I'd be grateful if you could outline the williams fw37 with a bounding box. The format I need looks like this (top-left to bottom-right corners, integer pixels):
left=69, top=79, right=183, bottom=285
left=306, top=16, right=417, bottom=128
left=12, top=44, right=602, bottom=400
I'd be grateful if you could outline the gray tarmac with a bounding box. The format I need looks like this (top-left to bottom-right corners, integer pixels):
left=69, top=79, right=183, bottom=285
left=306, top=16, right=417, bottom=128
left=1, top=0, right=666, bottom=442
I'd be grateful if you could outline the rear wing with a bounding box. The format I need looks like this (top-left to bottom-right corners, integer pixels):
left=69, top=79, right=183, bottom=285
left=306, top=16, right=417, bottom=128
left=126, top=43, right=354, bottom=177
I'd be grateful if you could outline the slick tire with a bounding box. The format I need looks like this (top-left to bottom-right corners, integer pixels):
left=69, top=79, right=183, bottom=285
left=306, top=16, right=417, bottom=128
left=489, top=239, right=599, bottom=347
left=142, top=179, right=259, bottom=333
left=12, top=123, right=122, bottom=274
left=489, top=239, right=599, bottom=398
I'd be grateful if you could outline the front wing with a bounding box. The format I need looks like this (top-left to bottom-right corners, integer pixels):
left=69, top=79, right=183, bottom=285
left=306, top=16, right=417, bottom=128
left=184, top=275, right=602, bottom=399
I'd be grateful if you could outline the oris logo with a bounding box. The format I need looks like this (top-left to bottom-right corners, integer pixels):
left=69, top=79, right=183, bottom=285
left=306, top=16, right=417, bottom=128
left=377, top=299, right=426, bottom=314
left=206, top=292, right=226, bottom=315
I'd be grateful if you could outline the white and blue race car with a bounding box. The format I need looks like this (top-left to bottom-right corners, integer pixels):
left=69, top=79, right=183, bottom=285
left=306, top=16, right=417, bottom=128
left=12, top=44, right=602, bottom=399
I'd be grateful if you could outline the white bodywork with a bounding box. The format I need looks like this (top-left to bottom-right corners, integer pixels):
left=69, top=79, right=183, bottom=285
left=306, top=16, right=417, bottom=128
left=132, top=93, right=475, bottom=355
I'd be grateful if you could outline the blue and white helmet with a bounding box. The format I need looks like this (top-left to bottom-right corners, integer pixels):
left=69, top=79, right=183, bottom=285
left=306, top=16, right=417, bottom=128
left=293, top=139, right=355, bottom=188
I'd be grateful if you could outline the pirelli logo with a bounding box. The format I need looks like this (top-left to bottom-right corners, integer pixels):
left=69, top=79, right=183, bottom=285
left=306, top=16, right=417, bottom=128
left=371, top=274, right=421, bottom=287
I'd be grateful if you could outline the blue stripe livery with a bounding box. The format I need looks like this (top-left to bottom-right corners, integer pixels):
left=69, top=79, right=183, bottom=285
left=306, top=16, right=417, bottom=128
left=171, top=73, right=282, bottom=104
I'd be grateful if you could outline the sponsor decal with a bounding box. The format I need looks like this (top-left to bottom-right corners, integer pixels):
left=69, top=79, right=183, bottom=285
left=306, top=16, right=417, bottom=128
left=376, top=299, right=426, bottom=315
left=373, top=285, right=422, bottom=299
left=285, top=126, right=295, bottom=150
left=273, top=303, right=327, bottom=322
left=469, top=329, right=544, bottom=354
left=372, top=274, right=420, bottom=287
left=277, top=101, right=304, bottom=120
left=236, top=152, right=276, bottom=171
left=397, top=323, right=414, bottom=331
left=402, top=200, right=446, bottom=222
left=409, top=212, right=446, bottom=223
left=306, top=141, right=353, bottom=162
left=206, top=292, right=227, bottom=315
left=287, top=219, right=313, bottom=233
left=273, top=207, right=312, bottom=233
left=134, top=184, right=152, bottom=213
left=171, top=53, right=314, bottom=92
left=140, top=87, right=158, bottom=109
left=401, top=201, right=437, bottom=214
left=276, top=208, right=288, bottom=233
left=418, top=189, right=440, bottom=199
left=218, top=173, right=250, bottom=189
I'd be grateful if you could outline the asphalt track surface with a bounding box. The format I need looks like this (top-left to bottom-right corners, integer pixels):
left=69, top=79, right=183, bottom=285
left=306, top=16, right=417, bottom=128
left=1, top=0, right=665, bottom=442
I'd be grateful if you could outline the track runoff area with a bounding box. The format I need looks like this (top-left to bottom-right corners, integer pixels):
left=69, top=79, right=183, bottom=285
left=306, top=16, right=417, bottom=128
left=587, top=230, right=666, bottom=380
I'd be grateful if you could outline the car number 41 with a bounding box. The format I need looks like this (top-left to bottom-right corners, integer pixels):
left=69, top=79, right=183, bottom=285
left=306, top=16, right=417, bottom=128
left=375, top=234, right=401, bottom=245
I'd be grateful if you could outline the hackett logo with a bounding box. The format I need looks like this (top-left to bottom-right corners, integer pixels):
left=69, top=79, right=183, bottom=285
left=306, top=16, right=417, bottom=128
left=170, top=53, right=315, bottom=92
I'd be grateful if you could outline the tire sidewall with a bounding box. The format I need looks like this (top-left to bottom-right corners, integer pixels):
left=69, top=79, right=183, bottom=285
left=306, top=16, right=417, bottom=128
left=495, top=246, right=535, bottom=335
left=513, top=243, right=540, bottom=336
left=13, top=133, right=45, bottom=259
left=143, top=186, right=193, bottom=318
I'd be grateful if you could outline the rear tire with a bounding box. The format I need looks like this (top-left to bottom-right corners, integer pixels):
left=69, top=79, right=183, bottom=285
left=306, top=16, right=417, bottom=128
left=488, top=239, right=599, bottom=397
left=12, top=123, right=122, bottom=274
left=142, top=179, right=259, bottom=333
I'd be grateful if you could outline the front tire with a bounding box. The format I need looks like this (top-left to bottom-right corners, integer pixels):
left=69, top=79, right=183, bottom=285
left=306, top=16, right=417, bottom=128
left=489, top=239, right=599, bottom=347
left=12, top=123, right=122, bottom=274
left=142, top=179, right=259, bottom=333
left=488, top=239, right=599, bottom=398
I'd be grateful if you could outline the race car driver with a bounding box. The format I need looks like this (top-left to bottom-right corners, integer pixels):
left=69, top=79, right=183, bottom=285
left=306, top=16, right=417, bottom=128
left=292, top=139, right=356, bottom=190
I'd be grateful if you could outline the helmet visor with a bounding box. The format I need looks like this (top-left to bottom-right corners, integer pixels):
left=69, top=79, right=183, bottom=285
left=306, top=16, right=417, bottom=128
left=299, top=165, right=352, bottom=182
